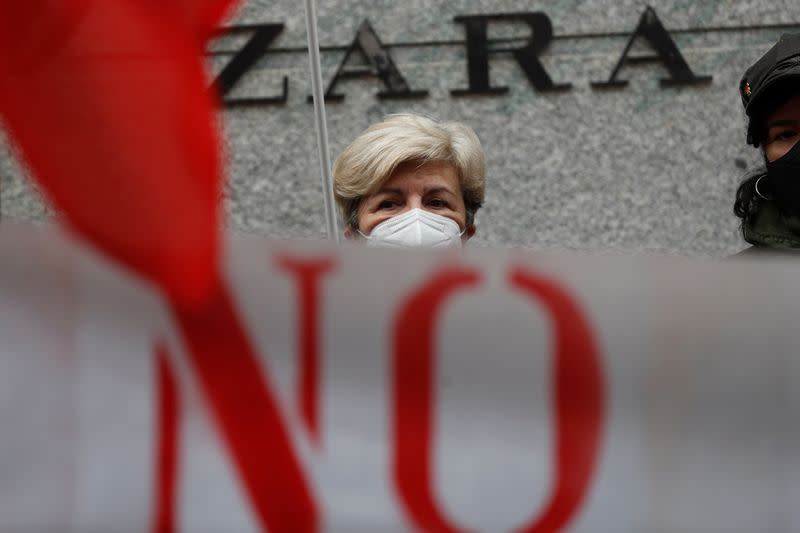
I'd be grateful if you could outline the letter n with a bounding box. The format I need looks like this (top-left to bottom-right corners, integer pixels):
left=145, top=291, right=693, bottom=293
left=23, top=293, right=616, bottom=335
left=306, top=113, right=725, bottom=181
left=591, top=7, right=712, bottom=89
left=278, top=256, right=336, bottom=447
left=167, top=281, right=319, bottom=532
left=152, top=342, right=180, bottom=533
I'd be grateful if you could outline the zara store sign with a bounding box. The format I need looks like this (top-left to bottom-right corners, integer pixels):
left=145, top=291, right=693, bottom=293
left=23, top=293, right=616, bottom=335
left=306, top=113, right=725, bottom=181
left=211, top=7, right=716, bottom=106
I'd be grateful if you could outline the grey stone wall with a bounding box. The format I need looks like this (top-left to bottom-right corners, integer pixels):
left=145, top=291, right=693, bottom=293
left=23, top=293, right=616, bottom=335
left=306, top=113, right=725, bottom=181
left=2, top=1, right=800, bottom=256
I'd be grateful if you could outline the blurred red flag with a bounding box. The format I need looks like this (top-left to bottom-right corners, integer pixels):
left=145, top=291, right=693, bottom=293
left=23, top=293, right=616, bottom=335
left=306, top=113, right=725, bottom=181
left=0, top=0, right=237, bottom=305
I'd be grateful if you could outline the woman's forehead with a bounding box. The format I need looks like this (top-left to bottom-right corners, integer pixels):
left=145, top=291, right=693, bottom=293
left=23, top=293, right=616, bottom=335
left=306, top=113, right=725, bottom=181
left=384, top=161, right=459, bottom=186
left=768, top=88, right=800, bottom=122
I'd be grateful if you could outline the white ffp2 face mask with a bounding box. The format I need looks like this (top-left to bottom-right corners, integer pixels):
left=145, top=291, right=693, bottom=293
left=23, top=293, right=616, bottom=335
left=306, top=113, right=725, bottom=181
left=360, top=208, right=465, bottom=248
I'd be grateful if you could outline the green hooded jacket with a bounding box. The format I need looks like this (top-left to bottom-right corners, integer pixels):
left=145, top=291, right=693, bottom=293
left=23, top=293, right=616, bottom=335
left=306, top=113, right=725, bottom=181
left=737, top=201, right=800, bottom=256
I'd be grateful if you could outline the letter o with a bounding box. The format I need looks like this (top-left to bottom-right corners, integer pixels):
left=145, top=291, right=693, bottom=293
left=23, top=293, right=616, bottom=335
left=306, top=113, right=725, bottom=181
left=391, top=267, right=605, bottom=532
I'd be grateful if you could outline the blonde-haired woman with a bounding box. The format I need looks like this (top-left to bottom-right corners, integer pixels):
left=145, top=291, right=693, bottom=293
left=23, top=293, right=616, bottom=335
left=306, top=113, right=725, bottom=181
left=333, top=113, right=485, bottom=248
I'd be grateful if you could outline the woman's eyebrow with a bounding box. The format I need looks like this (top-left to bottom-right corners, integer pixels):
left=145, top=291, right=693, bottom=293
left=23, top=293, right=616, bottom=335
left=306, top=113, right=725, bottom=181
left=372, top=187, right=403, bottom=197
left=767, top=119, right=800, bottom=129
left=424, top=186, right=456, bottom=197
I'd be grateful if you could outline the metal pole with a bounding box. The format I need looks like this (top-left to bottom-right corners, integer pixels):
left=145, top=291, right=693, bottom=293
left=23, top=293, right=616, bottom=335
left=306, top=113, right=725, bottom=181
left=303, top=0, right=340, bottom=242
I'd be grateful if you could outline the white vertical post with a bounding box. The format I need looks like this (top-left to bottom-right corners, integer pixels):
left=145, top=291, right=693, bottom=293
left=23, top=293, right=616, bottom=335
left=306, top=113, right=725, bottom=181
left=303, top=0, right=340, bottom=242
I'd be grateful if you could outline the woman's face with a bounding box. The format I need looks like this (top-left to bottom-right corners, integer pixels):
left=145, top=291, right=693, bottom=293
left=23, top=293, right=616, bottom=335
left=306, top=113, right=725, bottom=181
left=349, top=161, right=475, bottom=240
left=764, top=90, right=800, bottom=162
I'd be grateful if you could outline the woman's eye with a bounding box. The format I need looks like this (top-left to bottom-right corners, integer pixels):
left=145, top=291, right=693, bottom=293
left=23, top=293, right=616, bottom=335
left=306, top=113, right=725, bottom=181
left=775, top=129, right=798, bottom=141
left=378, top=199, right=398, bottom=210
left=428, top=198, right=448, bottom=209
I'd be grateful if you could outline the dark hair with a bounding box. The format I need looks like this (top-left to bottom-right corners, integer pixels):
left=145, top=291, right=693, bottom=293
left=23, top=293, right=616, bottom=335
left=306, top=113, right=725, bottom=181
left=734, top=169, right=768, bottom=234
left=733, top=82, right=799, bottom=238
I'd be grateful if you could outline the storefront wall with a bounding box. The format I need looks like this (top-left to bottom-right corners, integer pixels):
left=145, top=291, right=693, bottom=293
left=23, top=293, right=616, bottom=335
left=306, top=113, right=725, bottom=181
left=2, top=1, right=798, bottom=256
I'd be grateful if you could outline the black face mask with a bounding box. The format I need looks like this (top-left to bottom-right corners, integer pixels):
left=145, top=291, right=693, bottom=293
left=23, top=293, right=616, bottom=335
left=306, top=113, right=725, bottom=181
left=766, top=140, right=800, bottom=215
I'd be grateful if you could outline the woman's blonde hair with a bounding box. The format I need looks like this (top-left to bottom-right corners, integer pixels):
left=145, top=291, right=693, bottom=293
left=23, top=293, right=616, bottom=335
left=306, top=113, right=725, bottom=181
left=333, top=113, right=485, bottom=229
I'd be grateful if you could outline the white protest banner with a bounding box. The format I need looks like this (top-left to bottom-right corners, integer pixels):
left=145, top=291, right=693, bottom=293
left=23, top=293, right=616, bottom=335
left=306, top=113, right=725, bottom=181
left=2, top=221, right=800, bottom=532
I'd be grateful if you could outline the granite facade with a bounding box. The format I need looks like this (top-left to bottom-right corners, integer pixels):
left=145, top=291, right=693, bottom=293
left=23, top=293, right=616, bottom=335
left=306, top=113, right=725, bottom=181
left=2, top=1, right=800, bottom=256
